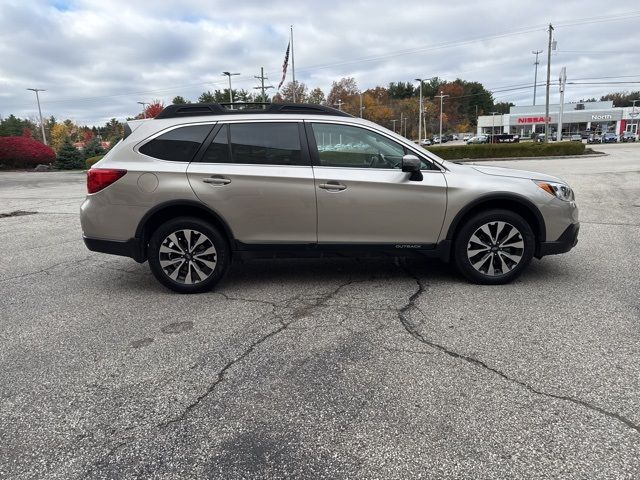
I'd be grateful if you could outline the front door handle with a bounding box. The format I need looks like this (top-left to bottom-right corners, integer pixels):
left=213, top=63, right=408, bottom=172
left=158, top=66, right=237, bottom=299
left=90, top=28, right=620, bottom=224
left=203, top=176, right=231, bottom=186
left=318, top=181, right=347, bottom=192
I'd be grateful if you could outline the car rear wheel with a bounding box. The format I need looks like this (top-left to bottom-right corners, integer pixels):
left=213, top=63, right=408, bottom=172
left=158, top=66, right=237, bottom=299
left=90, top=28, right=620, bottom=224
left=453, top=209, right=534, bottom=285
left=148, top=217, right=229, bottom=293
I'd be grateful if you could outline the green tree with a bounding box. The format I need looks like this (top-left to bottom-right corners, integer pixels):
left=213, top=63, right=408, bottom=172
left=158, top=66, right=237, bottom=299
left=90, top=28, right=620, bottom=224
left=493, top=102, right=514, bottom=114
left=55, top=138, right=84, bottom=170
left=388, top=81, right=416, bottom=99
left=172, top=95, right=190, bottom=104
left=82, top=137, right=105, bottom=159
left=600, top=91, right=640, bottom=107
left=273, top=81, right=308, bottom=103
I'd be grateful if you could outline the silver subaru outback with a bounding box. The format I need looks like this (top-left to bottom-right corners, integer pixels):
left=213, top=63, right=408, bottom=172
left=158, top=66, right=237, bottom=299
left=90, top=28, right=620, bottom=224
left=80, top=103, right=579, bottom=293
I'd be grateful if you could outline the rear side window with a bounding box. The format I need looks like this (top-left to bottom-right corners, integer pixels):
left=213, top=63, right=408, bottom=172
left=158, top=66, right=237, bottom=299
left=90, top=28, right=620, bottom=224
left=230, top=123, right=303, bottom=165
left=139, top=124, right=212, bottom=161
left=201, top=125, right=230, bottom=163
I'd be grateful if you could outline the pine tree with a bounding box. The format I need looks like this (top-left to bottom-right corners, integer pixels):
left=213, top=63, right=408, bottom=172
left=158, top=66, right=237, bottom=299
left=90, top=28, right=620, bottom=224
left=55, top=138, right=84, bottom=170
left=82, top=137, right=105, bottom=159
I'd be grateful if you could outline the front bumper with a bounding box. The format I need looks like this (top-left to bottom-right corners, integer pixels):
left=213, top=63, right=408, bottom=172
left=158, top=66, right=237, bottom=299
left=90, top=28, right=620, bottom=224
left=537, top=222, right=579, bottom=257
left=83, top=235, right=146, bottom=263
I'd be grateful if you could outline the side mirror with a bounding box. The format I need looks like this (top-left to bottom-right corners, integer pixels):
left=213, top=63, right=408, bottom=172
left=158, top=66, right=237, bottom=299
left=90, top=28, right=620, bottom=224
left=401, top=154, right=423, bottom=181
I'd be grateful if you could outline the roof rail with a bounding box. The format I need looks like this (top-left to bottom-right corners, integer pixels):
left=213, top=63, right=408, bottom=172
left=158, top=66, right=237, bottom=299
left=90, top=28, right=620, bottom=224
left=154, top=102, right=353, bottom=119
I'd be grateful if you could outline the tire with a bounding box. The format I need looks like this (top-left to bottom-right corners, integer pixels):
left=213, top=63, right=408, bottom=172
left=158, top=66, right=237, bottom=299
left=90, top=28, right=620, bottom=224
left=148, top=217, right=230, bottom=294
left=453, top=209, right=535, bottom=285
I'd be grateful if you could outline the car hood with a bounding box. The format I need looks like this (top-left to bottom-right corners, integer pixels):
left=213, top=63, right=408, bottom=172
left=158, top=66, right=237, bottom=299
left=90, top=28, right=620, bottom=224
left=445, top=161, right=564, bottom=183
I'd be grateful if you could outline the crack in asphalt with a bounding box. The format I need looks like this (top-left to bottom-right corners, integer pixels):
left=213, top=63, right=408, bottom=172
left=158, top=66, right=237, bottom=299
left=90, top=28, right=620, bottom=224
left=397, top=268, right=640, bottom=435
left=84, top=278, right=361, bottom=475
left=0, top=210, right=37, bottom=218
left=1, top=256, right=94, bottom=283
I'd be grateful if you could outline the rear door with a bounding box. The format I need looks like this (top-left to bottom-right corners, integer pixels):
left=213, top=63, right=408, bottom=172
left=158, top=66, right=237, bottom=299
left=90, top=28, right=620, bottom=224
left=187, top=121, right=317, bottom=245
left=307, top=121, right=447, bottom=246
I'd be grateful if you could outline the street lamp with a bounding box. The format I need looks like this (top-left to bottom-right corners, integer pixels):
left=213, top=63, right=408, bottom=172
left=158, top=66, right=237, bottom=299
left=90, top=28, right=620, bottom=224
left=391, top=119, right=398, bottom=133
left=631, top=99, right=639, bottom=138
left=415, top=78, right=424, bottom=145
left=137, top=101, right=149, bottom=119
left=222, top=72, right=241, bottom=107
left=435, top=91, right=449, bottom=145
left=334, top=99, right=344, bottom=111
left=27, top=88, right=47, bottom=145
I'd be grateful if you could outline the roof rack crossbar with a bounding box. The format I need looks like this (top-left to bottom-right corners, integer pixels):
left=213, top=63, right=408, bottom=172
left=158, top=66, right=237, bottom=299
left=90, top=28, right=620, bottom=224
left=154, top=102, right=352, bottom=119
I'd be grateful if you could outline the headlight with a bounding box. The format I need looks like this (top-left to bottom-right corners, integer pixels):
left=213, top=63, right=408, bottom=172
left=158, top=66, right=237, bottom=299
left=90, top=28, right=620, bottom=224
left=534, top=180, right=575, bottom=202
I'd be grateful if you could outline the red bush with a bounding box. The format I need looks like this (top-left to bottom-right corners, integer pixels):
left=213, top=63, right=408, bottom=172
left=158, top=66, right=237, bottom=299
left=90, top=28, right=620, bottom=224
left=0, top=136, right=56, bottom=168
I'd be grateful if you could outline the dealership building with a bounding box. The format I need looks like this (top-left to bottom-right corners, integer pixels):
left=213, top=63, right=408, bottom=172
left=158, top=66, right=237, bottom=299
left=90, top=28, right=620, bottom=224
left=477, top=101, right=639, bottom=137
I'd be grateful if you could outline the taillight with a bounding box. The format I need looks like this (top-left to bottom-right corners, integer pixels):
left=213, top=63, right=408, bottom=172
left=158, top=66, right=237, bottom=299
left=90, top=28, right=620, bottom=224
left=87, top=168, right=127, bottom=194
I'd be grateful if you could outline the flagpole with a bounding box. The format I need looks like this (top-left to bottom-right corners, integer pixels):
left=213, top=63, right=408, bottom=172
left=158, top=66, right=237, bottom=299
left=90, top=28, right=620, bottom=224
left=290, top=25, right=296, bottom=103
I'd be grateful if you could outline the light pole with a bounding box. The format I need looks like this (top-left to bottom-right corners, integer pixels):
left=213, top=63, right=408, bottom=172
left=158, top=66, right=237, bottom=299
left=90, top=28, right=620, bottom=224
left=415, top=78, right=424, bottom=145
left=491, top=111, right=499, bottom=144
left=222, top=71, right=240, bottom=107
left=544, top=24, right=554, bottom=143
left=532, top=50, right=542, bottom=106
left=435, top=91, right=449, bottom=144
left=359, top=93, right=365, bottom=118
left=334, top=99, right=344, bottom=111
left=27, top=88, right=47, bottom=145
left=391, top=119, right=398, bottom=133
left=137, top=101, right=149, bottom=119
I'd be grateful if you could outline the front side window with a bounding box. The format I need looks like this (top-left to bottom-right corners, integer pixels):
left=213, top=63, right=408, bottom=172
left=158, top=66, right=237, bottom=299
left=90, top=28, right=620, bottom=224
left=311, top=123, right=407, bottom=169
left=139, top=124, right=212, bottom=161
left=230, top=123, right=304, bottom=165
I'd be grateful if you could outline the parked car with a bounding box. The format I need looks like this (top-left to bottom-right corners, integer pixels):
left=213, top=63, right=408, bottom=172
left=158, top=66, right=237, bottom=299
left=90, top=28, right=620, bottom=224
left=420, top=139, right=432, bottom=146
left=587, top=134, right=602, bottom=144
left=81, top=102, right=579, bottom=292
left=462, top=134, right=472, bottom=142
left=570, top=134, right=582, bottom=142
left=621, top=132, right=637, bottom=142
left=452, top=134, right=459, bottom=141
left=467, top=135, right=488, bottom=144
left=602, top=133, right=618, bottom=143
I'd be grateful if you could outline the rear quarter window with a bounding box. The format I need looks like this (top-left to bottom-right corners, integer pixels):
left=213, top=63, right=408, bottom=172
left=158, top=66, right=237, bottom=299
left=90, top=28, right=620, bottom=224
left=139, top=124, right=213, bottom=161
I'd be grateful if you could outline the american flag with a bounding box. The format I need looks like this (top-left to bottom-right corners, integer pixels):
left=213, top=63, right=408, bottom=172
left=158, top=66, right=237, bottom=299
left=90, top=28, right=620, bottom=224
left=277, top=42, right=290, bottom=90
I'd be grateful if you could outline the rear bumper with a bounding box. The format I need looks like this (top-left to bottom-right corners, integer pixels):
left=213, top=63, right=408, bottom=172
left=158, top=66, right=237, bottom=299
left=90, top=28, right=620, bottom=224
left=537, top=223, right=579, bottom=257
left=83, top=236, right=146, bottom=263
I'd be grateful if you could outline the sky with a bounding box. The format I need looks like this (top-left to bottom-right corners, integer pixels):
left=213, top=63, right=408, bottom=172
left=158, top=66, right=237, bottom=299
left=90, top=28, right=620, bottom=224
left=1, top=0, right=639, bottom=126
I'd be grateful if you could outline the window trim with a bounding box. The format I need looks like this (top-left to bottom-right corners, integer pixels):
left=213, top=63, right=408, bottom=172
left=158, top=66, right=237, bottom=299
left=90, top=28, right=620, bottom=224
left=304, top=120, right=445, bottom=172
left=135, top=122, right=216, bottom=163
left=192, top=120, right=312, bottom=167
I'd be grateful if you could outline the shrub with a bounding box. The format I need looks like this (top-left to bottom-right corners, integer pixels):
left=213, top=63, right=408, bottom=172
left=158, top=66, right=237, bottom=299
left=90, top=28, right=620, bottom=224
left=85, top=155, right=104, bottom=169
left=0, top=136, right=56, bottom=169
left=426, top=142, right=586, bottom=160
left=55, top=138, right=84, bottom=170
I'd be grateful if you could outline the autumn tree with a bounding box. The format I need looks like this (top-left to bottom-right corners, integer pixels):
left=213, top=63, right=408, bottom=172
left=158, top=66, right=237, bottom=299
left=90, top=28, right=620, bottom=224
left=327, top=77, right=359, bottom=108
left=600, top=91, right=640, bottom=107
left=273, top=81, right=308, bottom=103
left=307, top=87, right=326, bottom=105
left=136, top=100, right=164, bottom=119
left=50, top=123, right=70, bottom=151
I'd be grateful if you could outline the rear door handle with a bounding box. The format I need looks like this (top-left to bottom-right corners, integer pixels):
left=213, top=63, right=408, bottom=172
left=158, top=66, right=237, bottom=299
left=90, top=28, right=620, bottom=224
left=203, top=176, right=231, bottom=186
left=318, top=181, right=347, bottom=192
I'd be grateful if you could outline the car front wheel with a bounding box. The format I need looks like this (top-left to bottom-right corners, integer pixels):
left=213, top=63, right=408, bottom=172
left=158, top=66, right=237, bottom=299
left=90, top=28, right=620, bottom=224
left=148, top=217, right=230, bottom=293
left=453, top=209, right=535, bottom=285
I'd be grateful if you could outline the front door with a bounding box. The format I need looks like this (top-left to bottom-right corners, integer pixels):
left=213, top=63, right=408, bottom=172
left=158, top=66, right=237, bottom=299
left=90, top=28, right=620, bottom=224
left=187, top=121, right=316, bottom=245
left=307, top=122, right=447, bottom=246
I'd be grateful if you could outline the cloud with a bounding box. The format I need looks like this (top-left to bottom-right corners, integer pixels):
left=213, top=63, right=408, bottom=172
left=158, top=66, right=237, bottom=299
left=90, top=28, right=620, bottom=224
left=1, top=0, right=638, bottom=125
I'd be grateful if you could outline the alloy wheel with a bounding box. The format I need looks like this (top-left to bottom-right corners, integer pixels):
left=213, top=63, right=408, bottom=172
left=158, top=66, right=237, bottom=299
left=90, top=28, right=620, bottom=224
left=158, top=229, right=217, bottom=284
left=466, top=221, right=524, bottom=276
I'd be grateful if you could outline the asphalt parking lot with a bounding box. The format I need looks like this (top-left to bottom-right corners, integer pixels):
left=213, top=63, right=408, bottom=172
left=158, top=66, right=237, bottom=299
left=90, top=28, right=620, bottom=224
left=1, top=143, right=639, bottom=479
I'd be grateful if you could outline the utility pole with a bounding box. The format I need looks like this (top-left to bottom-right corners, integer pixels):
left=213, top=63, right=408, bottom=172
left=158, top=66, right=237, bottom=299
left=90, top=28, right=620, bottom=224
left=630, top=99, right=639, bottom=137
left=359, top=93, right=365, bottom=118
left=222, top=71, right=241, bottom=108
left=27, top=88, right=47, bottom=145
left=415, top=78, right=424, bottom=144
left=532, top=50, right=542, bottom=106
left=544, top=24, right=554, bottom=143
left=137, top=101, right=149, bottom=119
left=254, top=67, right=274, bottom=102
left=400, top=112, right=403, bottom=136
left=391, top=119, right=398, bottom=133
left=557, top=67, right=567, bottom=141
left=435, top=91, right=449, bottom=144
left=333, top=99, right=344, bottom=111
